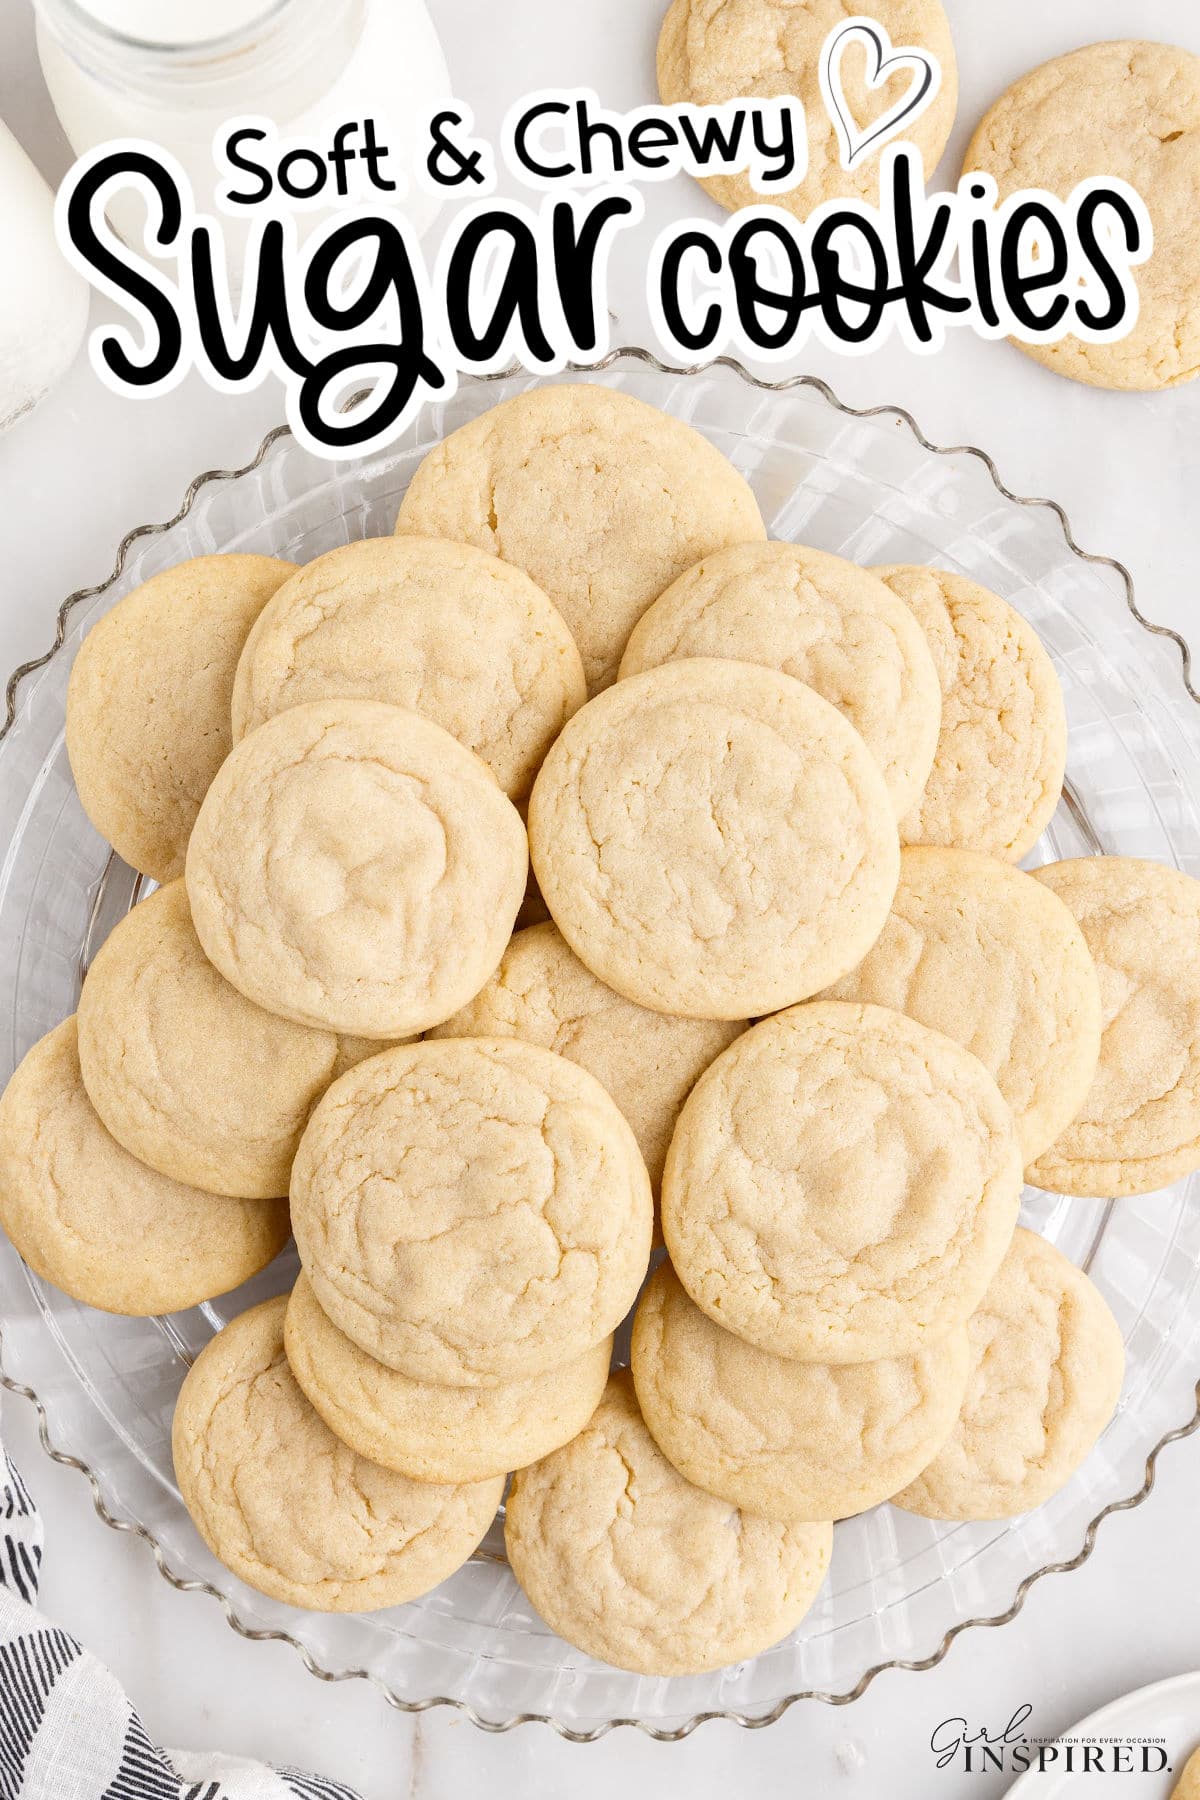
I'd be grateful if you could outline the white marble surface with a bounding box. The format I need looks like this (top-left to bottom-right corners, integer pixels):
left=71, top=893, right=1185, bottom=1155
left=2, top=1, right=1200, bottom=1794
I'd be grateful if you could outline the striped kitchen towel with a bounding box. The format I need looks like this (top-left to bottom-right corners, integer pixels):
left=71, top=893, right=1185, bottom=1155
left=0, top=1403, right=363, bottom=1800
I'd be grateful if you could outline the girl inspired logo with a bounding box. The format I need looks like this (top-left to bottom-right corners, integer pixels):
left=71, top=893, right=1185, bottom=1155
left=929, top=1705, right=1172, bottom=1776
left=819, top=17, right=941, bottom=172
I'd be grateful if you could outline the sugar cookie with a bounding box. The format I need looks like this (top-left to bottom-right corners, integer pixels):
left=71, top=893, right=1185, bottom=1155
left=822, top=846, right=1101, bottom=1164
left=504, top=1369, right=832, bottom=1674
left=66, top=554, right=295, bottom=882
left=657, top=0, right=958, bottom=218
left=619, top=541, right=942, bottom=818
left=172, top=1297, right=504, bottom=1611
left=1027, top=857, right=1200, bottom=1197
left=428, top=922, right=743, bottom=1194
left=395, top=383, right=765, bottom=691
left=528, top=659, right=899, bottom=1020
left=875, top=565, right=1066, bottom=861
left=285, top=1273, right=611, bottom=1483
left=231, top=537, right=586, bottom=802
left=662, top=1001, right=1022, bottom=1363
left=965, top=42, right=1200, bottom=391
left=1172, top=1748, right=1200, bottom=1800
left=632, top=1262, right=971, bottom=1522
left=893, top=1228, right=1124, bottom=1520
left=185, top=698, right=527, bottom=1036
left=0, top=1019, right=290, bottom=1315
left=290, top=1038, right=653, bottom=1384
left=76, top=881, right=390, bottom=1198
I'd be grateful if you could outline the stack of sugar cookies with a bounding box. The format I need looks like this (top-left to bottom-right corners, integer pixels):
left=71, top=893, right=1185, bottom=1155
left=2, top=380, right=1198, bottom=1679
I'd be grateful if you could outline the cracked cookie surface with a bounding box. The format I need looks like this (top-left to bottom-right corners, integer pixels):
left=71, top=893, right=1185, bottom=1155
left=632, top=1261, right=970, bottom=1522
left=662, top=1001, right=1023, bottom=1363
left=428, top=922, right=744, bottom=1195
left=893, top=1228, right=1124, bottom=1520
left=1026, top=857, right=1200, bottom=1196
left=394, top=384, right=765, bottom=692
left=0, top=1018, right=290, bottom=1315
left=822, top=846, right=1101, bottom=1165
left=231, top=536, right=586, bottom=802
left=965, top=40, right=1200, bottom=391
left=504, top=1369, right=832, bottom=1674
left=875, top=565, right=1066, bottom=862
left=527, top=659, right=900, bottom=1020
left=185, top=698, right=528, bottom=1037
left=66, top=554, right=296, bottom=883
left=172, top=1296, right=504, bottom=1611
left=289, top=1038, right=653, bottom=1385
left=619, top=541, right=942, bottom=819
left=285, top=1272, right=612, bottom=1483
left=77, top=880, right=393, bottom=1200
left=656, top=0, right=958, bottom=217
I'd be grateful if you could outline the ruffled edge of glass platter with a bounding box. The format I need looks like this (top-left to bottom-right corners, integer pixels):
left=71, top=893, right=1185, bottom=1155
left=1, top=347, right=1199, bottom=1742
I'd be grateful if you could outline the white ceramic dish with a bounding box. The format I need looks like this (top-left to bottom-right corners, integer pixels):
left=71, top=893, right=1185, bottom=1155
left=2, top=351, right=1199, bottom=1740
left=1006, top=1670, right=1200, bottom=1796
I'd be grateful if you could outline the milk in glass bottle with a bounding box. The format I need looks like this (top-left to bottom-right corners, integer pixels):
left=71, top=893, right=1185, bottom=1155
left=35, top=0, right=450, bottom=257
left=0, top=116, right=88, bottom=430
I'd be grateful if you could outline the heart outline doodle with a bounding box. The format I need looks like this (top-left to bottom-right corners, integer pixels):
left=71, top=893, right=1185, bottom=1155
left=819, top=17, right=942, bottom=173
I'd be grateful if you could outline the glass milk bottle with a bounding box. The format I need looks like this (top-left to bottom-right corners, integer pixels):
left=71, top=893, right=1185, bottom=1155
left=0, top=115, right=88, bottom=431
left=34, top=0, right=450, bottom=255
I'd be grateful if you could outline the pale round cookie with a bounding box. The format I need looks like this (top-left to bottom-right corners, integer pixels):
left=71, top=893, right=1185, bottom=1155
left=662, top=1001, right=1023, bottom=1363
left=619, top=541, right=942, bottom=819
left=875, top=565, right=1067, bottom=862
left=631, top=1262, right=971, bottom=1522
left=1173, top=1748, right=1200, bottom=1800
left=76, top=881, right=390, bottom=1200
left=428, top=923, right=744, bottom=1194
left=504, top=1369, right=832, bottom=1674
left=394, top=383, right=766, bottom=692
left=527, top=659, right=900, bottom=1020
left=0, top=1019, right=290, bottom=1315
left=284, top=1272, right=612, bottom=1483
left=965, top=41, right=1200, bottom=391
left=821, top=846, right=1101, bottom=1165
left=893, top=1228, right=1124, bottom=1520
left=657, top=0, right=958, bottom=218
left=185, top=698, right=527, bottom=1037
left=172, top=1297, right=504, bottom=1611
left=1027, top=857, right=1200, bottom=1197
left=230, top=536, right=586, bottom=802
left=66, top=554, right=296, bottom=883
left=290, top=1038, right=653, bottom=1385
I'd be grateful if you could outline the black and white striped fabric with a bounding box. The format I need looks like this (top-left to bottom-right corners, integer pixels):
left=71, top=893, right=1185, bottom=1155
left=0, top=1405, right=363, bottom=1800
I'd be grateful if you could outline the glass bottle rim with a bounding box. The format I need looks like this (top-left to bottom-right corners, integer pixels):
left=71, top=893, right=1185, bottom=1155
left=34, top=0, right=362, bottom=109
left=35, top=0, right=295, bottom=62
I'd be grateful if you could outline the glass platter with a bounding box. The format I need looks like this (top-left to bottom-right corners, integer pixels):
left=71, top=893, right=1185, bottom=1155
left=1, top=351, right=1199, bottom=1741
